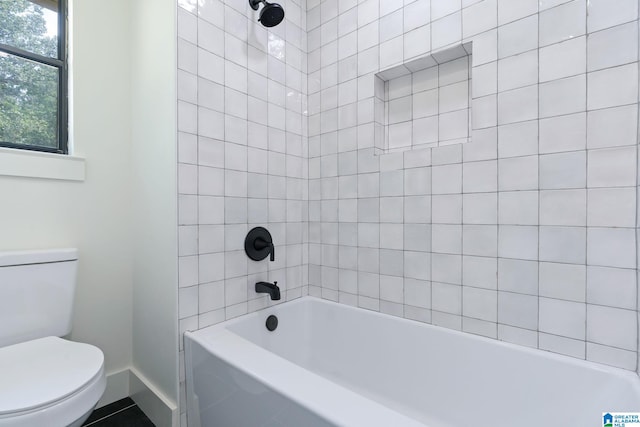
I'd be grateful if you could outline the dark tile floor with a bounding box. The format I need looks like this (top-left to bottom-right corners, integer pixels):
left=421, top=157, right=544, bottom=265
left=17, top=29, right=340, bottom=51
left=82, top=397, right=155, bottom=427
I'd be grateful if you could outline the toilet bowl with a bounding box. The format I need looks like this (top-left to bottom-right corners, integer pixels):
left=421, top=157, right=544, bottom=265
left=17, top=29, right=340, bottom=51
left=0, top=337, right=105, bottom=427
left=0, top=249, right=107, bottom=427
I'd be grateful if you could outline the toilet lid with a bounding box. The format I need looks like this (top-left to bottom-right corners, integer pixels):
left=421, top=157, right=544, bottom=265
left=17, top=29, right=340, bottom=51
left=0, top=336, right=104, bottom=415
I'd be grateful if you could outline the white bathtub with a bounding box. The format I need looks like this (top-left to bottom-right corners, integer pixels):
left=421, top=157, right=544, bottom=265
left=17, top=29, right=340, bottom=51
left=185, top=297, right=640, bottom=427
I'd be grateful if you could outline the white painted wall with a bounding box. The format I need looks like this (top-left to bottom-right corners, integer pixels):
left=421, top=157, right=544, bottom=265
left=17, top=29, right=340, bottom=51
left=130, top=0, right=179, bottom=417
left=0, top=0, right=178, bottom=420
left=0, top=0, right=134, bottom=392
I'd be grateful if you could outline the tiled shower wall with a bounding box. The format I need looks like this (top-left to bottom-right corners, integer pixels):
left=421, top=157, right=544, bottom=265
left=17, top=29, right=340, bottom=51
left=175, top=1, right=640, bottom=422
left=307, top=0, right=640, bottom=373
left=176, top=0, right=308, bottom=423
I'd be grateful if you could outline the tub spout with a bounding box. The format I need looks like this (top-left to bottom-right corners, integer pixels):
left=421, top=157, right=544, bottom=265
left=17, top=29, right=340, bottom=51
left=255, top=281, right=280, bottom=300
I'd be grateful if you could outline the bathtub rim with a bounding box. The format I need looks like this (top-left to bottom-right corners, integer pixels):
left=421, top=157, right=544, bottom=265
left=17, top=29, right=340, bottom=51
left=191, top=296, right=640, bottom=384
left=185, top=296, right=640, bottom=427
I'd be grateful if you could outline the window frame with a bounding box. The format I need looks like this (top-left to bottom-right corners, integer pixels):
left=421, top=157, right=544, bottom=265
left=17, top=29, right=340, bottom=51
left=0, top=0, right=68, bottom=154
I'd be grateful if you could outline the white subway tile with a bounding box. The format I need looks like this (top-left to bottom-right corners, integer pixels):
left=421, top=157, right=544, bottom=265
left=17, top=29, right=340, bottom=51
left=471, top=95, right=497, bottom=129
left=539, top=333, right=585, bottom=359
left=539, top=226, right=586, bottom=264
left=498, top=292, right=538, bottom=329
left=463, top=193, right=498, bottom=224
left=179, top=195, right=198, bottom=225
left=380, top=9, right=403, bottom=43
left=380, top=224, right=404, bottom=250
left=587, top=64, right=639, bottom=110
left=587, top=305, right=637, bottom=351
left=539, top=151, right=586, bottom=190
left=404, top=251, right=431, bottom=280
left=587, top=227, right=636, bottom=269
left=498, top=191, right=539, bottom=225
left=498, top=0, right=538, bottom=25
left=179, top=256, right=198, bottom=288
left=462, top=0, right=497, bottom=38
left=587, top=146, right=637, bottom=188
left=472, top=62, right=498, bottom=98
left=404, top=167, right=432, bottom=195
left=404, top=0, right=431, bottom=32
left=538, top=0, right=586, bottom=46
left=498, top=121, right=538, bottom=158
left=431, top=253, right=462, bottom=284
left=539, top=189, right=586, bottom=226
left=463, top=225, right=498, bottom=257
left=497, top=15, right=538, bottom=58
left=463, top=318, right=498, bottom=339
left=463, top=160, right=498, bottom=193
left=432, top=311, right=462, bottom=330
left=498, top=50, right=538, bottom=91
left=498, top=156, right=539, bottom=191
left=539, top=36, right=586, bottom=82
left=432, top=195, right=463, bottom=224
left=539, top=297, right=586, bottom=340
left=587, top=188, right=636, bottom=228
left=404, top=25, right=432, bottom=60
left=439, top=81, right=469, bottom=113
left=433, top=282, right=462, bottom=314
left=463, top=287, right=497, bottom=321
left=498, top=324, right=538, bottom=348
left=498, top=225, right=539, bottom=260
left=587, top=266, right=637, bottom=310
left=380, top=275, right=404, bottom=303
left=539, top=262, right=586, bottom=302
left=539, top=113, right=586, bottom=154
left=587, top=342, right=638, bottom=371
left=497, top=86, right=538, bottom=125
left=587, top=22, right=638, bottom=72
left=472, top=29, right=498, bottom=66
left=179, top=286, right=199, bottom=318
left=587, top=105, right=638, bottom=149
left=432, top=224, right=463, bottom=254
left=587, top=0, right=638, bottom=33
left=431, top=12, right=462, bottom=50
left=498, top=258, right=538, bottom=295
left=404, top=224, right=432, bottom=252
left=463, top=256, right=498, bottom=289
left=432, top=164, right=462, bottom=195
left=539, top=74, right=586, bottom=118
left=432, top=0, right=461, bottom=20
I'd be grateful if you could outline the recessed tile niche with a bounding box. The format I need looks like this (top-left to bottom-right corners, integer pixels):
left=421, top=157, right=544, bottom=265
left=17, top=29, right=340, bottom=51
left=374, top=43, right=473, bottom=153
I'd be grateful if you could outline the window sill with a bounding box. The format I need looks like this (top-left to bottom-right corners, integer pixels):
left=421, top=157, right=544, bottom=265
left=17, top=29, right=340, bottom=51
left=0, top=147, right=85, bottom=181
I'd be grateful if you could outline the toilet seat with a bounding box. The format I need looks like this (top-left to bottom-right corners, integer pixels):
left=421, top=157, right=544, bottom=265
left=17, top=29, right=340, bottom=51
left=0, top=336, right=106, bottom=427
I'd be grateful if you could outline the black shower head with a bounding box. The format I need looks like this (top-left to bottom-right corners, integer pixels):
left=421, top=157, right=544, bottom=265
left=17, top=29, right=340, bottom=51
left=259, top=2, right=285, bottom=27
left=249, top=0, right=285, bottom=27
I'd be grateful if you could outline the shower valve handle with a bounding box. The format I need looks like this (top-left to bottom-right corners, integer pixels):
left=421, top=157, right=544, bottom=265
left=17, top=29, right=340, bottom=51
left=254, top=237, right=275, bottom=261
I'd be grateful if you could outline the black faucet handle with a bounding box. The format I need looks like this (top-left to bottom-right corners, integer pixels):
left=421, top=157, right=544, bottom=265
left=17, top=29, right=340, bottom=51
left=253, top=236, right=275, bottom=262
left=245, top=227, right=275, bottom=262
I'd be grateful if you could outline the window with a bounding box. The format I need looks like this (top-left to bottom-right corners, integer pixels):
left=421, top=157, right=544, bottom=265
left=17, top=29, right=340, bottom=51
left=0, top=0, right=68, bottom=154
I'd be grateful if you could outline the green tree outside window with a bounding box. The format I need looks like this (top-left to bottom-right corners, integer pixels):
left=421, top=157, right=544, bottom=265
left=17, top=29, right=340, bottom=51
left=0, top=0, right=65, bottom=152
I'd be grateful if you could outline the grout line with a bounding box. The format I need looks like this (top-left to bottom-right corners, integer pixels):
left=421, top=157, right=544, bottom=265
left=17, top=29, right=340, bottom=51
left=82, top=403, right=137, bottom=427
left=583, top=0, right=589, bottom=360
left=635, top=12, right=640, bottom=375
left=536, top=3, right=541, bottom=353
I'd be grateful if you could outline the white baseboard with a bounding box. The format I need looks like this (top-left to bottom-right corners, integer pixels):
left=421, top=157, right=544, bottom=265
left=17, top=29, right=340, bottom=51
left=97, top=368, right=130, bottom=408
left=130, top=367, right=179, bottom=427
left=96, top=367, right=178, bottom=427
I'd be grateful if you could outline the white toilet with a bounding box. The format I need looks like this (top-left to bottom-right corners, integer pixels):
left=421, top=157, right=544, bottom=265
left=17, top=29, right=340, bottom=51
left=0, top=249, right=106, bottom=427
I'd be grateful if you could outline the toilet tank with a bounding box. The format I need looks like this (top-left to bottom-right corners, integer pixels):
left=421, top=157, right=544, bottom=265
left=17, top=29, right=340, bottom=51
left=0, top=249, right=78, bottom=347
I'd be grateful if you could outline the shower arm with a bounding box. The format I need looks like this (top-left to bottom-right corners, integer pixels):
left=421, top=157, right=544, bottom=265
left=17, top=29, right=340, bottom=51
left=249, top=0, right=265, bottom=10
